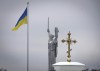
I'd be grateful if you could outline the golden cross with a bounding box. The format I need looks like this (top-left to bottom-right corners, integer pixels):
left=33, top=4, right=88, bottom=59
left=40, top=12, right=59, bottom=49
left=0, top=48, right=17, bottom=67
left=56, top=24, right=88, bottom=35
left=61, top=31, right=77, bottom=62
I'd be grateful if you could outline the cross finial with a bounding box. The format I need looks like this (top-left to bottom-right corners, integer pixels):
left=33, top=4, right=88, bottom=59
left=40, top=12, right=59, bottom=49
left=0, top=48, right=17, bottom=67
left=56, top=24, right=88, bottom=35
left=61, top=31, right=77, bottom=62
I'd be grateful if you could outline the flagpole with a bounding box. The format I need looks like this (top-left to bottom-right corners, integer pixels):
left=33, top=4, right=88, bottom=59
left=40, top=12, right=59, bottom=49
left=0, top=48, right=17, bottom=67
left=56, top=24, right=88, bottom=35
left=27, top=2, right=29, bottom=71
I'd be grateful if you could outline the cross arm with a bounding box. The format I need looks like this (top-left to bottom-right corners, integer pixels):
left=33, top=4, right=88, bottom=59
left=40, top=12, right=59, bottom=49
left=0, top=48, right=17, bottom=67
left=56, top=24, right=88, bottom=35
left=61, top=39, right=66, bottom=43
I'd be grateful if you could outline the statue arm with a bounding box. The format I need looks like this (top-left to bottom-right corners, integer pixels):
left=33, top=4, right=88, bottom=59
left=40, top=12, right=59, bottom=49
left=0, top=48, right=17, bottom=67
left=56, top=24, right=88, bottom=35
left=47, top=17, right=50, bottom=34
left=47, top=28, right=50, bottom=38
left=47, top=28, right=50, bottom=33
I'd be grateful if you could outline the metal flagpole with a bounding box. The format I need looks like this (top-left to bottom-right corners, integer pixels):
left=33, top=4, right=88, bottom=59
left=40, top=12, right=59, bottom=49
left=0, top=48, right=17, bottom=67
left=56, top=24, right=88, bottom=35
left=27, top=2, right=29, bottom=71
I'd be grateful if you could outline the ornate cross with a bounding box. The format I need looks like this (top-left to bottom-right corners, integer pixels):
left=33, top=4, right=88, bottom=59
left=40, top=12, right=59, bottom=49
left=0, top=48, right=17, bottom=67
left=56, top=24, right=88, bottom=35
left=61, top=31, right=77, bottom=62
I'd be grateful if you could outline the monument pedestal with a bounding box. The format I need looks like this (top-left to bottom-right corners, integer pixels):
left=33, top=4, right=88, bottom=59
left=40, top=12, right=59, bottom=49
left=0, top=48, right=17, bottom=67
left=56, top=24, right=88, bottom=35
left=53, top=62, right=86, bottom=71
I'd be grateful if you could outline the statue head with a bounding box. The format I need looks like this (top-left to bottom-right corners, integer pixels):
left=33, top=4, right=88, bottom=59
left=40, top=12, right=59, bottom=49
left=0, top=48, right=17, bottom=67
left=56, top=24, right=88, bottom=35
left=49, top=34, right=54, bottom=40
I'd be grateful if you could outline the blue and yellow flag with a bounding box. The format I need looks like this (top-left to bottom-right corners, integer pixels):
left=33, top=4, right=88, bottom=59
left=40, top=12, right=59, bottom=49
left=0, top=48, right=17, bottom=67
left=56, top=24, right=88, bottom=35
left=12, top=8, right=28, bottom=31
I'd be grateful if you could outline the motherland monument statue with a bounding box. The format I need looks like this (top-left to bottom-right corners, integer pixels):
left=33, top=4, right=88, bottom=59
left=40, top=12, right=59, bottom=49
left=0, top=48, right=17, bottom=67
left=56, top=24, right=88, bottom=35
left=47, top=17, right=59, bottom=71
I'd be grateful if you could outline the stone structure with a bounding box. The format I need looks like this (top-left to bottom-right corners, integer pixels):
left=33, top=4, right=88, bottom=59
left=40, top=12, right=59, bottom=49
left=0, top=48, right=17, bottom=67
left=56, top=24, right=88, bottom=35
left=47, top=18, right=59, bottom=71
left=53, top=62, right=86, bottom=71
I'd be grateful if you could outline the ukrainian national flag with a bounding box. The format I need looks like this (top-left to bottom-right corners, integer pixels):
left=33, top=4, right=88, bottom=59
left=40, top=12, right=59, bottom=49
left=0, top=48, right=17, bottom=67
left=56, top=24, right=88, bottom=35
left=12, top=8, right=28, bottom=31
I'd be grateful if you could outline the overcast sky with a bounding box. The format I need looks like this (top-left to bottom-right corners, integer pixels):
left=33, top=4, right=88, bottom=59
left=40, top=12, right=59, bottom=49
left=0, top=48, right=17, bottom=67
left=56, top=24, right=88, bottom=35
left=0, top=0, right=100, bottom=71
